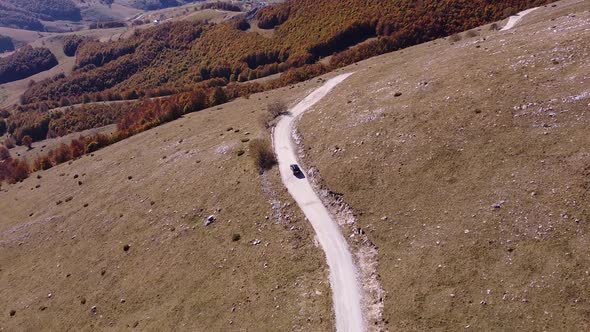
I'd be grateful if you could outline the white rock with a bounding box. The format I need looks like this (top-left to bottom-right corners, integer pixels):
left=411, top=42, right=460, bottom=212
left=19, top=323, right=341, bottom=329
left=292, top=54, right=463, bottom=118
left=205, top=215, right=216, bottom=226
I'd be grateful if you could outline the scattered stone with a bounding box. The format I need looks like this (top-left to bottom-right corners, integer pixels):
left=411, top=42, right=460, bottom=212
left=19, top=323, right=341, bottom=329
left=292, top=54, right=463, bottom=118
left=83, top=203, right=89, bottom=208
left=394, top=92, right=402, bottom=97
left=47, top=293, right=52, bottom=298
left=56, top=200, right=63, bottom=205
left=120, top=299, right=126, bottom=304
left=380, top=216, right=388, bottom=221
left=73, top=174, right=79, bottom=179
left=128, top=176, right=133, bottom=180
left=251, top=239, right=262, bottom=245
left=101, top=270, right=106, bottom=276
left=78, top=181, right=83, bottom=186
left=241, top=138, right=250, bottom=143
left=237, top=150, right=245, bottom=156
left=205, top=215, right=216, bottom=226
left=80, top=298, right=86, bottom=305
left=123, top=244, right=130, bottom=252
left=39, top=306, right=47, bottom=311
left=65, top=196, right=73, bottom=202
left=492, top=200, right=506, bottom=209
left=132, top=321, right=139, bottom=328
left=91, top=306, right=97, bottom=314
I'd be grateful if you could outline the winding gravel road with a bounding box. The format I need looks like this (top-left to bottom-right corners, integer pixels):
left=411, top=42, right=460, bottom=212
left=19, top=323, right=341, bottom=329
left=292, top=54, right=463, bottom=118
left=273, top=73, right=365, bottom=332
left=501, top=7, right=538, bottom=31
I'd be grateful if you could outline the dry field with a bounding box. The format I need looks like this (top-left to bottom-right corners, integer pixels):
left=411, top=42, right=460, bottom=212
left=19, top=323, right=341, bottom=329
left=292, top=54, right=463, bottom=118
left=297, top=0, right=590, bottom=330
left=0, top=80, right=335, bottom=330
left=2, top=0, right=589, bottom=330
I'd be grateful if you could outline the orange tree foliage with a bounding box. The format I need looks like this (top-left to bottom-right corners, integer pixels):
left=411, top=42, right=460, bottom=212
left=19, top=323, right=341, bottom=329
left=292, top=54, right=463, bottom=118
left=0, top=46, right=58, bottom=84
left=6, top=101, right=139, bottom=144
left=20, top=0, right=549, bottom=106
left=63, top=35, right=92, bottom=57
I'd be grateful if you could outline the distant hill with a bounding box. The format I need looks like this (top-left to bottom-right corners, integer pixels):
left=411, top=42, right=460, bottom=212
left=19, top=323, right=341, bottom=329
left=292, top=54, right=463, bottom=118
left=20, top=0, right=551, bottom=106
left=4, top=0, right=82, bottom=21
left=0, top=0, right=203, bottom=31
left=0, top=0, right=81, bottom=31
left=0, top=1, right=45, bottom=31
left=0, top=46, right=58, bottom=84
left=131, top=0, right=183, bottom=10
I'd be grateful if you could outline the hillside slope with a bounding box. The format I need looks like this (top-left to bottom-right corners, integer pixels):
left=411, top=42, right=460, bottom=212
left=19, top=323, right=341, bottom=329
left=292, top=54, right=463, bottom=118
left=0, top=82, right=334, bottom=330
left=297, top=0, right=590, bottom=329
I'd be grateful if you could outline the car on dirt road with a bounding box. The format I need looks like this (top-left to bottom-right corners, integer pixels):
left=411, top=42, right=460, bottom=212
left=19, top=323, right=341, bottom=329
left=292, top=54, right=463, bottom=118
left=290, top=164, right=303, bottom=177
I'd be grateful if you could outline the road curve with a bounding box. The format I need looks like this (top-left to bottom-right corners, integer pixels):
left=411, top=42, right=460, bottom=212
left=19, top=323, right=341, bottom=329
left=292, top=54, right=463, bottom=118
left=501, top=7, right=538, bottom=31
left=273, top=73, right=364, bottom=332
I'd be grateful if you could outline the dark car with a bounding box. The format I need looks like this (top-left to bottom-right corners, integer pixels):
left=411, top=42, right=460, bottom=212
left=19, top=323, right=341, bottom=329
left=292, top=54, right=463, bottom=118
left=290, top=164, right=303, bottom=177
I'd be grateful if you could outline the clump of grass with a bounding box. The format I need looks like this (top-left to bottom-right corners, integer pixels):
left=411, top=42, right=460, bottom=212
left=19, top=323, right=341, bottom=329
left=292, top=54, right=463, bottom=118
left=249, top=138, right=276, bottom=172
left=448, top=33, right=462, bottom=43
left=261, top=100, right=289, bottom=128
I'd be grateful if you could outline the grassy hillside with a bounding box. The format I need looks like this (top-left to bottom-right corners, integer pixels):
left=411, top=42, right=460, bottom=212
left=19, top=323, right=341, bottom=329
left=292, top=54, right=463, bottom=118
left=0, top=80, right=334, bottom=330
left=297, top=0, right=590, bottom=329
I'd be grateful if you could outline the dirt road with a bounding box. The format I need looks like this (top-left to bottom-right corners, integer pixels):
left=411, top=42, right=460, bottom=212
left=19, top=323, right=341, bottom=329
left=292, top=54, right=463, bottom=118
left=273, top=73, right=365, bottom=332
left=501, top=7, right=539, bottom=31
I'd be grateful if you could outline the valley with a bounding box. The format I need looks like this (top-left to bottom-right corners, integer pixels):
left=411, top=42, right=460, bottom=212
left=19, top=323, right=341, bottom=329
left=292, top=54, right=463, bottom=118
left=1, top=0, right=589, bottom=331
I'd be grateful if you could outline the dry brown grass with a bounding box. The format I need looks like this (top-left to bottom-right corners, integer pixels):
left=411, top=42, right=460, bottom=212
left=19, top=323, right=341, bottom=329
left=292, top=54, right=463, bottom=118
left=0, top=80, right=334, bottom=331
left=298, top=1, right=590, bottom=330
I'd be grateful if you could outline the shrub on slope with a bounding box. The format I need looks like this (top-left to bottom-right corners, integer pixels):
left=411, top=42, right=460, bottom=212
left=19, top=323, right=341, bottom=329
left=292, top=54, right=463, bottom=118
left=0, top=34, right=14, bottom=53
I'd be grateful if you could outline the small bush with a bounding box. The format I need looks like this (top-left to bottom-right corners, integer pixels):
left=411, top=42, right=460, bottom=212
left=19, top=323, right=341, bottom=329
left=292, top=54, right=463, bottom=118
left=0, top=146, right=10, bottom=161
left=232, top=233, right=241, bottom=242
left=70, top=137, right=85, bottom=158
left=4, top=137, right=15, bottom=148
left=448, top=33, right=462, bottom=43
left=50, top=144, right=73, bottom=164
left=0, top=118, right=6, bottom=136
left=0, top=158, right=30, bottom=184
left=249, top=139, right=276, bottom=172
left=32, top=155, right=52, bottom=171
left=465, top=30, right=480, bottom=38
left=86, top=141, right=99, bottom=153
left=267, top=101, right=288, bottom=118
left=489, top=23, right=499, bottom=31
left=21, top=135, right=33, bottom=149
